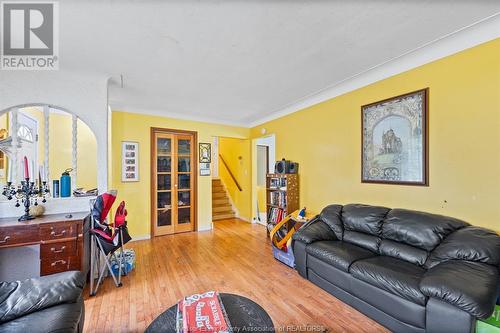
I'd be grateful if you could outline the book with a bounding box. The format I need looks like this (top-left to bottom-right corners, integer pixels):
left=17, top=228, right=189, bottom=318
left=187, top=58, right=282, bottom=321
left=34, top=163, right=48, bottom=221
left=176, top=291, right=232, bottom=333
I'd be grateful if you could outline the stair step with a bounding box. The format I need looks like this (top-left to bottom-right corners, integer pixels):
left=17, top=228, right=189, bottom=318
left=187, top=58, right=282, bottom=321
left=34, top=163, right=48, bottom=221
left=213, top=206, right=233, bottom=213
left=213, top=198, right=230, bottom=205
left=212, top=200, right=232, bottom=207
left=212, top=192, right=226, bottom=199
left=213, top=213, right=236, bottom=221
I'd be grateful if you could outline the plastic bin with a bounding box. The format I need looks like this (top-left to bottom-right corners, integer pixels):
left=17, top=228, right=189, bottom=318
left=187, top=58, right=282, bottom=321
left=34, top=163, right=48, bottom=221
left=477, top=305, right=500, bottom=333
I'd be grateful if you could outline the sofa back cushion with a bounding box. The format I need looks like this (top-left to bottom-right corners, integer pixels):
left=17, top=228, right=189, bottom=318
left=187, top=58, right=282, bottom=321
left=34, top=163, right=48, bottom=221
left=379, top=239, right=429, bottom=266
left=341, top=204, right=390, bottom=252
left=383, top=209, right=469, bottom=251
left=380, top=209, right=469, bottom=266
left=426, top=226, right=500, bottom=269
left=319, top=204, right=344, bottom=240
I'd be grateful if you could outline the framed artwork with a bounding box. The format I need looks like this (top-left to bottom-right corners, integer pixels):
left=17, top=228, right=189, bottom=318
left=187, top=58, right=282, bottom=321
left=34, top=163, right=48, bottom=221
left=122, top=141, right=139, bottom=182
left=199, top=143, right=211, bottom=163
left=200, top=162, right=210, bottom=176
left=361, top=88, right=428, bottom=186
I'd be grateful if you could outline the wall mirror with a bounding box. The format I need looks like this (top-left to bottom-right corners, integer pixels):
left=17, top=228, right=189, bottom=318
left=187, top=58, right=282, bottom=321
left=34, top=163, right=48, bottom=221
left=0, top=105, right=97, bottom=201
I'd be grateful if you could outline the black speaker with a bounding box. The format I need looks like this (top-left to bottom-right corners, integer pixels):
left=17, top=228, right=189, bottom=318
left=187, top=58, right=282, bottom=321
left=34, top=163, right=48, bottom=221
left=274, top=159, right=290, bottom=174
left=289, top=162, right=299, bottom=174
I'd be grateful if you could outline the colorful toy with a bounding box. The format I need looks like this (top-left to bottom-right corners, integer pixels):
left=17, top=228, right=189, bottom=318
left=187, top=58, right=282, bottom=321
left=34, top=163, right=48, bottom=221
left=270, top=208, right=317, bottom=267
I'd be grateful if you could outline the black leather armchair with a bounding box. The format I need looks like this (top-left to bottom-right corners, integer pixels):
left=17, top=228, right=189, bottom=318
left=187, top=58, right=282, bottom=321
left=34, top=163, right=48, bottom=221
left=292, top=204, right=500, bottom=333
left=0, top=271, right=85, bottom=333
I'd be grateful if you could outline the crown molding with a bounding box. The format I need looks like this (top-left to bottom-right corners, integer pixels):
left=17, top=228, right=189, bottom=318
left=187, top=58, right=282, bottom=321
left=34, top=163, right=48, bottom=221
left=248, top=13, right=500, bottom=128
left=109, top=103, right=248, bottom=127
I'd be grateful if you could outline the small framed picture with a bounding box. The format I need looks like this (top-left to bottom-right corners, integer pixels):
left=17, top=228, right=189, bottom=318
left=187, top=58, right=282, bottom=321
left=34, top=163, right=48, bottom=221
left=200, top=162, right=211, bottom=176
left=122, top=141, right=139, bottom=182
left=199, top=143, right=211, bottom=163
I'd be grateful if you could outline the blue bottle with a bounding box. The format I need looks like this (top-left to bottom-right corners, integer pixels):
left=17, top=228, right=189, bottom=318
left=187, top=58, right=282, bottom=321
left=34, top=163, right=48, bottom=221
left=60, top=169, right=72, bottom=198
left=52, top=180, right=60, bottom=198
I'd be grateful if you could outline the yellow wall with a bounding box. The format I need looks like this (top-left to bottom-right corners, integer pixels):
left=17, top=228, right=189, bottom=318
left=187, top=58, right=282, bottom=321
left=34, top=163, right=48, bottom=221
left=111, top=111, right=250, bottom=238
left=251, top=39, right=500, bottom=232
left=219, top=137, right=252, bottom=220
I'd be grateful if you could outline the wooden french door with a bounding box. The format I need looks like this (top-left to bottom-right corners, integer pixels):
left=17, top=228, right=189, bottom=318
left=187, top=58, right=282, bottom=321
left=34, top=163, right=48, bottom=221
left=151, top=128, right=197, bottom=236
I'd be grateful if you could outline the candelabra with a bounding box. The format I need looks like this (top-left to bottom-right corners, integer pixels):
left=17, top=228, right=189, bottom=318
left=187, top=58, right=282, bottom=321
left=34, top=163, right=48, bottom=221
left=2, top=178, right=50, bottom=221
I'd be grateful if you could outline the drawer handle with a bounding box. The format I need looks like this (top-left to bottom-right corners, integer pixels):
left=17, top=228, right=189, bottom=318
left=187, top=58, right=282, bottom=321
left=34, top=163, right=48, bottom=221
left=51, top=260, right=67, bottom=267
left=50, top=230, right=67, bottom=237
left=0, top=236, right=10, bottom=244
left=51, top=246, right=66, bottom=253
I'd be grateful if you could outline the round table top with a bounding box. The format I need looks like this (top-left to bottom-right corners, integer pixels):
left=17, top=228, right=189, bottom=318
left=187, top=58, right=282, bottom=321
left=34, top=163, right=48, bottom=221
left=145, top=293, right=275, bottom=333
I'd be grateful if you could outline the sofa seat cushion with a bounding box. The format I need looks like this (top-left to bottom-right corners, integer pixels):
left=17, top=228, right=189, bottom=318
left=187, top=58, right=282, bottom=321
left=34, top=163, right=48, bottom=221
left=350, top=256, right=427, bottom=305
left=306, top=241, right=376, bottom=272
left=0, top=297, right=83, bottom=333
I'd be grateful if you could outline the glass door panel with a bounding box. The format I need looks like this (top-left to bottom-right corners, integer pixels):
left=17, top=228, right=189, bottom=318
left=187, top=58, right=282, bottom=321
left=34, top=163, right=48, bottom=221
left=178, top=174, right=190, bottom=189
left=157, top=138, right=171, bottom=155
left=178, top=207, right=191, bottom=224
left=178, top=139, right=191, bottom=155
left=157, top=209, right=172, bottom=226
left=157, top=174, right=171, bottom=190
left=178, top=157, right=190, bottom=172
left=178, top=191, right=190, bottom=207
left=157, top=157, right=171, bottom=172
left=157, top=192, right=171, bottom=209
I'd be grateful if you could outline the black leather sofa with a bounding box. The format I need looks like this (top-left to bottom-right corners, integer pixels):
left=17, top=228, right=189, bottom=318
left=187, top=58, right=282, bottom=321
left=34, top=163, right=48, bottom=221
left=0, top=271, right=85, bottom=332
left=292, top=204, right=500, bottom=333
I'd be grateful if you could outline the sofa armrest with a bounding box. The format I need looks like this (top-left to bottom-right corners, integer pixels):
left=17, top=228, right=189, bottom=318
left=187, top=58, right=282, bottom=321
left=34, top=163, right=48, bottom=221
left=0, top=271, right=85, bottom=324
left=292, top=217, right=337, bottom=244
left=419, top=260, right=499, bottom=318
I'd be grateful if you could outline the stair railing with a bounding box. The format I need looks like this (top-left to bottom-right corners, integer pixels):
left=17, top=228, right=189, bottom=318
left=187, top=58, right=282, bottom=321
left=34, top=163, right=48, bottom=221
left=218, top=154, right=242, bottom=192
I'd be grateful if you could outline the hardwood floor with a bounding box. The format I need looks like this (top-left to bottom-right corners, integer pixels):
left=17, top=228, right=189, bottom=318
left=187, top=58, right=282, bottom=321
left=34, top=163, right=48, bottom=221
left=83, top=219, right=389, bottom=333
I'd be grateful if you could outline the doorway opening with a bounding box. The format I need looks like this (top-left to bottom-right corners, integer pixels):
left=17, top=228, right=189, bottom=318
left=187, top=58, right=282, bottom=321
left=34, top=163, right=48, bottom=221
left=252, top=134, right=275, bottom=225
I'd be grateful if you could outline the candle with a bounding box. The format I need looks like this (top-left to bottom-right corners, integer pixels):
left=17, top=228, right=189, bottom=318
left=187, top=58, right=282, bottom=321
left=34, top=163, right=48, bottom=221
left=23, top=156, right=29, bottom=179
left=39, top=165, right=45, bottom=182
left=7, top=159, right=12, bottom=183
left=31, top=160, right=35, bottom=181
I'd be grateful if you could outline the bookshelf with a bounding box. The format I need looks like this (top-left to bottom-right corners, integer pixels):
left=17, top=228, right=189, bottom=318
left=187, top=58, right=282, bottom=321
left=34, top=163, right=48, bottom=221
left=266, top=173, right=299, bottom=234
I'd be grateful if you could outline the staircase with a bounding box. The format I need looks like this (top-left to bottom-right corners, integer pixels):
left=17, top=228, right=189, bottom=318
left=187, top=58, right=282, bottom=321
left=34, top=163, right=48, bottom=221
left=212, top=178, right=236, bottom=220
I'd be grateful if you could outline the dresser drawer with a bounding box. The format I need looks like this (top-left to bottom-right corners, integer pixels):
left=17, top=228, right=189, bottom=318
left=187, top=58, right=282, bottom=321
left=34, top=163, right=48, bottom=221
left=0, top=225, right=39, bottom=248
left=40, top=240, right=77, bottom=259
left=40, top=256, right=80, bottom=276
left=40, top=222, right=77, bottom=241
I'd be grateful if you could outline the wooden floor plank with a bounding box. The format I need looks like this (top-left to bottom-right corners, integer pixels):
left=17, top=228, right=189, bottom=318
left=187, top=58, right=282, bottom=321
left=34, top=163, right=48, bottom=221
left=84, top=219, right=389, bottom=332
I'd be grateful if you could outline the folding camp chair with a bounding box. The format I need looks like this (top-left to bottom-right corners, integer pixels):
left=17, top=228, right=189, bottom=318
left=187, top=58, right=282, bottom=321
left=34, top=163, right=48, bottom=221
left=89, top=190, right=132, bottom=296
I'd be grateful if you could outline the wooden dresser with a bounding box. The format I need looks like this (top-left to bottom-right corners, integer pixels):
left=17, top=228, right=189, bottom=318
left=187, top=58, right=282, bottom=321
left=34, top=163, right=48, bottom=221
left=0, top=212, right=88, bottom=276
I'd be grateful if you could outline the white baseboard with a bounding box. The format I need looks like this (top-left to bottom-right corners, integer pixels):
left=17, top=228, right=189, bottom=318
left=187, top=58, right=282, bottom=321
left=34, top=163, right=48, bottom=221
left=130, top=234, right=151, bottom=242
left=252, top=213, right=267, bottom=226
left=198, top=223, right=213, bottom=232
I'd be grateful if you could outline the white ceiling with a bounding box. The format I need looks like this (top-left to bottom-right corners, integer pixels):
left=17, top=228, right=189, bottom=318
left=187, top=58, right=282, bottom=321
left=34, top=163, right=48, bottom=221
left=59, top=1, right=500, bottom=126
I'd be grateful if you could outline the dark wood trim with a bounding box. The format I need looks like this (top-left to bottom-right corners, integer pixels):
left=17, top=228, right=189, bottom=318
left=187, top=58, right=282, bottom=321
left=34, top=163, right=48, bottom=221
left=361, top=88, right=429, bottom=186
left=150, top=127, right=198, bottom=237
